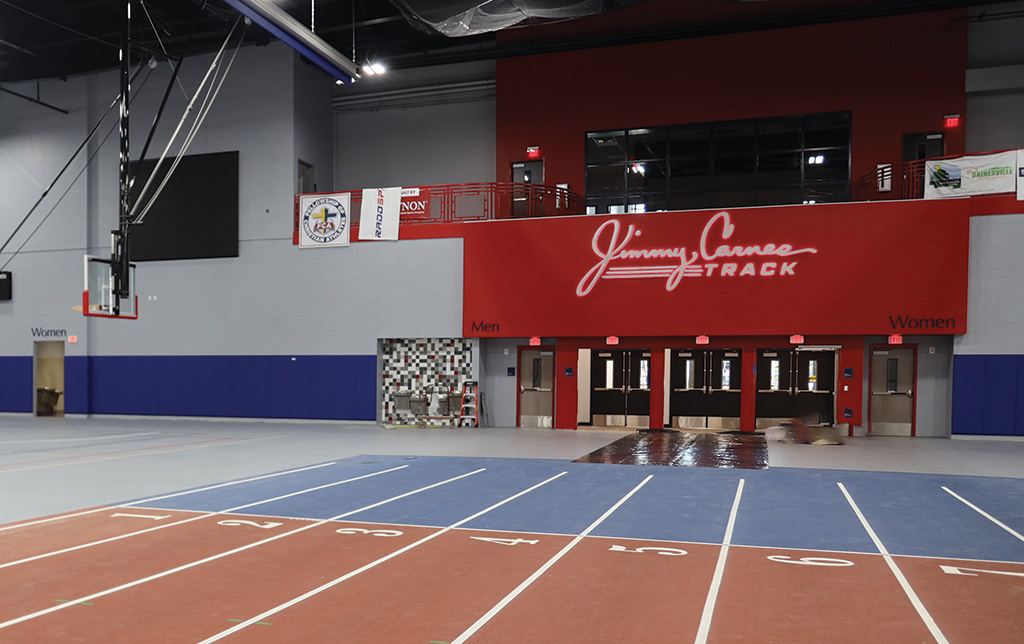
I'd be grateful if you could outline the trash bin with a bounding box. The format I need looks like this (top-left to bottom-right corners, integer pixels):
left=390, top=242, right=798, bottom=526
left=36, top=387, right=62, bottom=416
left=410, top=394, right=427, bottom=416
left=394, top=390, right=411, bottom=413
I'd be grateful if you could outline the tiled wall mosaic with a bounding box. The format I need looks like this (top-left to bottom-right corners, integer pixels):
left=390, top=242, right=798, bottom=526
left=381, top=338, right=473, bottom=424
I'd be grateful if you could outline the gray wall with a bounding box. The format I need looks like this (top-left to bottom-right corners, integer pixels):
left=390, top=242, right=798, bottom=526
left=1, top=43, right=463, bottom=365
left=966, top=3, right=1024, bottom=152
left=955, top=213, right=1024, bottom=355
left=333, top=61, right=496, bottom=190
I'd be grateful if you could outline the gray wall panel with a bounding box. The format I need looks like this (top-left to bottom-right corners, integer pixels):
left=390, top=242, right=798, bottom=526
left=334, top=100, right=495, bottom=190
left=956, top=213, right=1024, bottom=355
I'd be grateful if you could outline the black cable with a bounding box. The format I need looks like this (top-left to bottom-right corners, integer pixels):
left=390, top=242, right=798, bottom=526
left=0, top=63, right=154, bottom=272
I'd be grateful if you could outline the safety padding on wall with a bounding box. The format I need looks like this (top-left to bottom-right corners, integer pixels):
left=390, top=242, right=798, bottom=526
left=381, top=338, right=473, bottom=424
left=952, top=354, right=1024, bottom=436
left=0, top=357, right=32, bottom=412
left=82, top=355, right=376, bottom=420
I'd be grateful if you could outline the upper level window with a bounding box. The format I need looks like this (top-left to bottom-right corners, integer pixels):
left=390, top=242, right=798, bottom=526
left=585, top=112, right=850, bottom=214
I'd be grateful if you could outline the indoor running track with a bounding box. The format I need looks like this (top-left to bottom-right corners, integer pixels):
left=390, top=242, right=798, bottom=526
left=0, top=455, right=1021, bottom=643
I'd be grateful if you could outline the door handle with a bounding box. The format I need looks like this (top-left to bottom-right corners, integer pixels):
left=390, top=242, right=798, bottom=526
left=906, top=389, right=913, bottom=398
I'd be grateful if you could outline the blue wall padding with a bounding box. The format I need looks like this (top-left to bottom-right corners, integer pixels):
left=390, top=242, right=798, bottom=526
left=64, top=356, right=89, bottom=414
left=952, top=354, right=1022, bottom=436
left=82, top=354, right=376, bottom=420
left=0, top=356, right=33, bottom=412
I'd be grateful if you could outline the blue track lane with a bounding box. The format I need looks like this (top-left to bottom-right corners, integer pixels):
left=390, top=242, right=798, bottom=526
left=129, top=455, right=1024, bottom=565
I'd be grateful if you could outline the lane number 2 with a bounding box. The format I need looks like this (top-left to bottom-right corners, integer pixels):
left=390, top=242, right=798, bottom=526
left=218, top=519, right=283, bottom=529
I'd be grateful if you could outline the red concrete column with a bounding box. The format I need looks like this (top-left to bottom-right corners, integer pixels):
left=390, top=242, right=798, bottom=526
left=554, top=342, right=579, bottom=430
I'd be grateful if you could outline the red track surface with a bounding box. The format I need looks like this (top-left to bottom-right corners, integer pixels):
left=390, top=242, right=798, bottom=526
left=0, top=507, right=1020, bottom=643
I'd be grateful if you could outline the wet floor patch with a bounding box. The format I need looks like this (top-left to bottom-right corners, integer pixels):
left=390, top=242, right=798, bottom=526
left=573, top=430, right=769, bottom=469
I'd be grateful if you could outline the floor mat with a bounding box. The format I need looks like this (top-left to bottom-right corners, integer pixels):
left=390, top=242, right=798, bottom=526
left=573, top=430, right=769, bottom=469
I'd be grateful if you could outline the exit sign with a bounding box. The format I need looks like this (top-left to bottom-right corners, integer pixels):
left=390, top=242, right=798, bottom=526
left=696, top=335, right=710, bottom=345
left=888, top=334, right=903, bottom=345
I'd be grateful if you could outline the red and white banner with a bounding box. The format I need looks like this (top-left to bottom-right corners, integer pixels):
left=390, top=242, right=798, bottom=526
left=400, top=187, right=431, bottom=220
left=463, top=200, right=970, bottom=337
left=359, top=187, right=402, bottom=241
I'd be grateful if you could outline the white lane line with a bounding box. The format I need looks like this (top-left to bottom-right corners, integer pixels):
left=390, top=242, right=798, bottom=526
left=837, top=482, right=950, bottom=644
left=0, top=467, right=484, bottom=630
left=942, top=486, right=1024, bottom=543
left=0, top=461, right=339, bottom=533
left=448, top=474, right=654, bottom=644
left=197, top=470, right=570, bottom=644
left=694, top=478, right=745, bottom=644
left=0, top=465, right=408, bottom=569
left=0, top=432, right=161, bottom=444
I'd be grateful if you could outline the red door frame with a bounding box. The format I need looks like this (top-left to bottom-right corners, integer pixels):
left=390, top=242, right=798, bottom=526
left=516, top=344, right=556, bottom=427
left=867, top=343, right=918, bottom=436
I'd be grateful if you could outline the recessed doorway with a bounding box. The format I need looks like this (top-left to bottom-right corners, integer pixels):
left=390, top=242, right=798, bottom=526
left=34, top=341, right=65, bottom=416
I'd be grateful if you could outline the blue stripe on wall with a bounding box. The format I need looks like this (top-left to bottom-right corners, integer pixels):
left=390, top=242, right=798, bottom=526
left=952, top=354, right=1023, bottom=436
left=0, top=356, right=33, bottom=412
left=110, top=355, right=373, bottom=420
left=78, top=354, right=376, bottom=420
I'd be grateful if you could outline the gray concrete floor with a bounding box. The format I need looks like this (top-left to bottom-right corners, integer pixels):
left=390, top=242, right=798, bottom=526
left=1, top=414, right=1021, bottom=526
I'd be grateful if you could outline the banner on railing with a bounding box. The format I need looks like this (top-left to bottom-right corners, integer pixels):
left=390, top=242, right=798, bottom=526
left=400, top=187, right=431, bottom=220
left=924, top=151, right=1017, bottom=199
left=359, top=187, right=402, bottom=241
left=298, top=193, right=350, bottom=248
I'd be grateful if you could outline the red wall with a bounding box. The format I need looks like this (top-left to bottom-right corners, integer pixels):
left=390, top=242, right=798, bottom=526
left=496, top=9, right=967, bottom=197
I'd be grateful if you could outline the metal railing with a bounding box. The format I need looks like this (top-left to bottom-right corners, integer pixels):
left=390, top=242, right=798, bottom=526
left=855, top=148, right=1019, bottom=201
left=296, top=182, right=581, bottom=231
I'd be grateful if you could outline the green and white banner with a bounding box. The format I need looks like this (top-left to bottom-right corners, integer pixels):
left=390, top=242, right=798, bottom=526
left=925, top=151, right=1017, bottom=199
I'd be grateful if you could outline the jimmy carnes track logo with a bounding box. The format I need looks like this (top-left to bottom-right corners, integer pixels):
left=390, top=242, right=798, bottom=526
left=576, top=211, right=818, bottom=296
left=302, top=197, right=348, bottom=244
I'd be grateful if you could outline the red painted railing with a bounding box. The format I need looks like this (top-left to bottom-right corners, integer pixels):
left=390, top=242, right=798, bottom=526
left=295, top=182, right=580, bottom=232
left=855, top=148, right=1019, bottom=201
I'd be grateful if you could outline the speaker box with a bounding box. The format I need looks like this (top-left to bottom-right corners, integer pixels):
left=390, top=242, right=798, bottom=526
left=0, top=271, right=10, bottom=301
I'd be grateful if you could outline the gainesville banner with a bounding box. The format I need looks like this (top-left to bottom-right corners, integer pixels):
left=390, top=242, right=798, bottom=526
left=463, top=200, right=970, bottom=338
left=298, top=193, right=350, bottom=248
left=359, top=187, right=402, bottom=241
left=925, top=151, right=1017, bottom=198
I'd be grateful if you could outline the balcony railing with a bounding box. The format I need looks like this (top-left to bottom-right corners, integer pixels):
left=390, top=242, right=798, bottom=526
left=855, top=149, right=1019, bottom=201
left=295, top=182, right=581, bottom=231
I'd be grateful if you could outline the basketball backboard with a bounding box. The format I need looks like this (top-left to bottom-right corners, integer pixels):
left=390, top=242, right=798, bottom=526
left=83, top=255, right=137, bottom=319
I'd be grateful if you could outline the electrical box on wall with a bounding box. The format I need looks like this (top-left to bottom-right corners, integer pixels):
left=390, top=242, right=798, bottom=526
left=0, top=271, right=10, bottom=301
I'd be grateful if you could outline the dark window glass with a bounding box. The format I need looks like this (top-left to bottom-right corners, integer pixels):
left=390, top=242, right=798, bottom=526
left=628, top=192, right=670, bottom=213
left=757, top=186, right=804, bottom=206
left=628, top=128, right=669, bottom=160
left=757, top=151, right=802, bottom=187
left=713, top=156, right=757, bottom=191
left=586, top=130, right=627, bottom=164
left=713, top=190, right=757, bottom=208
left=670, top=124, right=712, bottom=158
left=759, top=118, right=801, bottom=152
left=585, top=112, right=850, bottom=214
left=668, top=192, right=713, bottom=211
left=886, top=358, right=899, bottom=392
left=586, top=164, right=625, bottom=194
left=804, top=113, right=850, bottom=148
left=626, top=160, right=668, bottom=192
left=713, top=122, right=756, bottom=156
left=805, top=150, right=849, bottom=183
